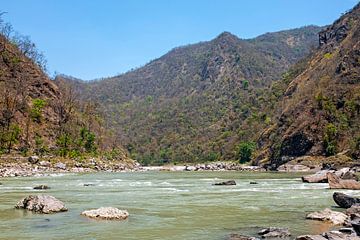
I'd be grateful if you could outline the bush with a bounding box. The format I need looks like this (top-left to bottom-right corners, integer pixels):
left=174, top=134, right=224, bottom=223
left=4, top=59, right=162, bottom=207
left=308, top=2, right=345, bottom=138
left=324, top=123, right=337, bottom=156
left=30, top=98, right=46, bottom=122
left=237, top=141, right=256, bottom=163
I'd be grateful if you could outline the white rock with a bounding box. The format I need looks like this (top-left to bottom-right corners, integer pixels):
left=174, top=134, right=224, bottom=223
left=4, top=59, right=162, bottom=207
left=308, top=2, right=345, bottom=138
left=81, top=207, right=129, bottom=220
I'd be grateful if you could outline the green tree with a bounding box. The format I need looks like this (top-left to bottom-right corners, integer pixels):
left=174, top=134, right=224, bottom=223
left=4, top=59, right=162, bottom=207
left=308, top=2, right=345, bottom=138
left=30, top=98, right=47, bottom=122
left=237, top=141, right=256, bottom=163
left=324, top=123, right=337, bottom=156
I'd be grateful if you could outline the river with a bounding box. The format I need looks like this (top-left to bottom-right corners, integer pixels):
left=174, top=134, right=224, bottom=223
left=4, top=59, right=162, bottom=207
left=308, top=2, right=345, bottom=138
left=0, top=171, right=355, bottom=240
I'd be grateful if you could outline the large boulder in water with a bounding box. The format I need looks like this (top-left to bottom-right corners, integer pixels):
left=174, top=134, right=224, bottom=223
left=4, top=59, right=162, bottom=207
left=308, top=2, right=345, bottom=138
left=15, top=195, right=67, bottom=214
left=306, top=208, right=348, bottom=225
left=302, top=170, right=332, bottom=183
left=258, top=227, right=291, bottom=238
left=333, top=192, right=360, bottom=208
left=81, top=207, right=129, bottom=220
left=327, top=172, right=360, bottom=190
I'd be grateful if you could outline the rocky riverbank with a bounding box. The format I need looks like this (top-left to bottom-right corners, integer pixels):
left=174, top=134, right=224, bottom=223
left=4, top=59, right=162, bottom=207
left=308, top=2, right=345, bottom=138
left=0, top=156, right=266, bottom=178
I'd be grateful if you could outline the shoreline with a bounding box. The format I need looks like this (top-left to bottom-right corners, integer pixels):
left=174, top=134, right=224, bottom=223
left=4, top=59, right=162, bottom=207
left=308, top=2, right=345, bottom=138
left=0, top=159, right=269, bottom=178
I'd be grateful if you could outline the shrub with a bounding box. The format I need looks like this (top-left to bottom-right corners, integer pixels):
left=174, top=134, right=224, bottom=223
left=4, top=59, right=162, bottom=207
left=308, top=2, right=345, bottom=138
left=30, top=98, right=46, bottom=122
left=237, top=141, right=256, bottom=163
left=323, top=123, right=337, bottom=156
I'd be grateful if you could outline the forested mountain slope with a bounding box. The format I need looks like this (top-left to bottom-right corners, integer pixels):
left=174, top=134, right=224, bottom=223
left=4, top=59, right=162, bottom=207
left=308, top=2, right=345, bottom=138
left=257, top=3, right=360, bottom=168
left=59, top=26, right=322, bottom=164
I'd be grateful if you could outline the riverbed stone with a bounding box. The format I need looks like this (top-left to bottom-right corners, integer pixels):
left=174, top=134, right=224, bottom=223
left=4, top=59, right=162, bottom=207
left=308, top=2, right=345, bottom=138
left=295, top=235, right=327, bottom=240
left=328, top=172, right=360, bottom=190
left=15, top=195, right=67, bottom=213
left=55, top=162, right=66, bottom=170
left=213, top=180, right=236, bottom=186
left=81, top=207, right=129, bottom=220
left=277, top=163, right=311, bottom=172
left=333, top=192, right=360, bottom=208
left=258, top=227, right=291, bottom=238
left=302, top=170, right=332, bottom=183
left=228, top=234, right=260, bottom=240
left=306, top=208, right=348, bottom=225
left=28, top=156, right=40, bottom=164
left=33, top=185, right=50, bottom=190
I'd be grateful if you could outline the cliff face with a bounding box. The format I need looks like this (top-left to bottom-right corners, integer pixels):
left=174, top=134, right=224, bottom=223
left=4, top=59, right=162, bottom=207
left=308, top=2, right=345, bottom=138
left=258, top=3, right=360, bottom=167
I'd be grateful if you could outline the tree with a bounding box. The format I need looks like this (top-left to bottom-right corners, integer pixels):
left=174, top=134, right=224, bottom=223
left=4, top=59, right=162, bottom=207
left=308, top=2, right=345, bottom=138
left=237, top=141, right=256, bottom=163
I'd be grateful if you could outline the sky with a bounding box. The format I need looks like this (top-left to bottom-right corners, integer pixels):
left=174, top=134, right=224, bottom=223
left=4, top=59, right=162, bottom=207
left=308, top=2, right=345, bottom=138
left=1, top=0, right=359, bottom=80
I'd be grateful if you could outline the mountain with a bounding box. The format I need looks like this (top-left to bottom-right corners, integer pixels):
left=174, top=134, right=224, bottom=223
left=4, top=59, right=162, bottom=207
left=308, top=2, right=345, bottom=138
left=257, top=3, right=360, bottom=168
left=59, top=25, right=322, bottom=164
left=0, top=32, right=130, bottom=162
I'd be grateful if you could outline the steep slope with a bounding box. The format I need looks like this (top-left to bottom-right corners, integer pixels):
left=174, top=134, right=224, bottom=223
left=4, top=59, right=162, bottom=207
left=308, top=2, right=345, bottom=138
left=258, top=3, right=360, bottom=168
left=60, top=26, right=322, bottom=164
left=0, top=33, right=131, bottom=162
left=0, top=34, right=62, bottom=151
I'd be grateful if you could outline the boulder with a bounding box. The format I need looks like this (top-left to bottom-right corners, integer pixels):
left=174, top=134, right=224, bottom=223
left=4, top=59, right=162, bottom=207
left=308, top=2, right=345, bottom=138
left=81, top=207, right=129, bottom=220
left=302, top=170, right=332, bottom=183
left=39, top=161, right=51, bottom=167
left=328, top=172, right=360, bottom=190
left=15, top=195, right=67, bottom=214
left=258, top=227, right=291, bottom=238
left=323, top=230, right=359, bottom=240
left=306, top=208, right=348, bottom=225
left=277, top=164, right=311, bottom=172
left=333, top=192, right=360, bottom=208
left=351, top=219, right=360, bottom=236
left=346, top=206, right=360, bottom=219
left=185, top=166, right=196, bottom=171
left=84, top=183, right=95, bottom=187
left=228, top=234, right=260, bottom=240
left=55, top=162, right=66, bottom=170
left=33, top=185, right=50, bottom=190
left=28, top=156, right=40, bottom=164
left=342, top=171, right=359, bottom=181
left=213, top=180, right=236, bottom=186
left=296, top=235, right=327, bottom=240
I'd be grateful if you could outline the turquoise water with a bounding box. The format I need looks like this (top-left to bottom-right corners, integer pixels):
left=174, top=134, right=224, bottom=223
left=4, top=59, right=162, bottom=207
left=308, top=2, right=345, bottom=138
left=0, top=171, right=354, bottom=240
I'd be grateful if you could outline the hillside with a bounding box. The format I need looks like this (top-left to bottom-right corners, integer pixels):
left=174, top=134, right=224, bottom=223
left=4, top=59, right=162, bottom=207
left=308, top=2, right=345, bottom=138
left=0, top=32, right=130, bottom=162
left=59, top=26, right=322, bottom=164
left=257, top=3, right=360, bottom=168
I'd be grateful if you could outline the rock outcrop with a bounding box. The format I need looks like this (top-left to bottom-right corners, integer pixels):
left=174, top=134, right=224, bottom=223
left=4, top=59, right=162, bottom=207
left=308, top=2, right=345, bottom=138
left=81, top=207, right=129, bottom=220
left=15, top=195, right=67, bottom=214
left=306, top=208, right=348, bottom=225
left=328, top=173, right=360, bottom=190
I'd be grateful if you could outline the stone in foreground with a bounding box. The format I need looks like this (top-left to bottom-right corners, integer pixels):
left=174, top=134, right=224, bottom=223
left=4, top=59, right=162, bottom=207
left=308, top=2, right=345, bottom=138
left=295, top=235, right=327, bottom=240
left=81, top=207, right=129, bottom=220
left=15, top=195, right=67, bottom=214
left=258, top=227, right=291, bottom=238
left=306, top=208, right=348, bottom=225
left=328, top=172, right=360, bottom=190
left=333, top=192, right=360, bottom=208
left=213, top=180, right=236, bottom=186
left=228, top=234, right=260, bottom=240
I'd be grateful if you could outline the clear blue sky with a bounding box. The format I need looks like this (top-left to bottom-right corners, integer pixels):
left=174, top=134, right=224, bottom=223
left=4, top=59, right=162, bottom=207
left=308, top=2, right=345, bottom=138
left=1, top=0, right=358, bottom=80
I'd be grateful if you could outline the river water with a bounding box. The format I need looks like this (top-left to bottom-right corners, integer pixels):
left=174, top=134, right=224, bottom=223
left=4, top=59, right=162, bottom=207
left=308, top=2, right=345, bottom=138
left=0, top=171, right=355, bottom=240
